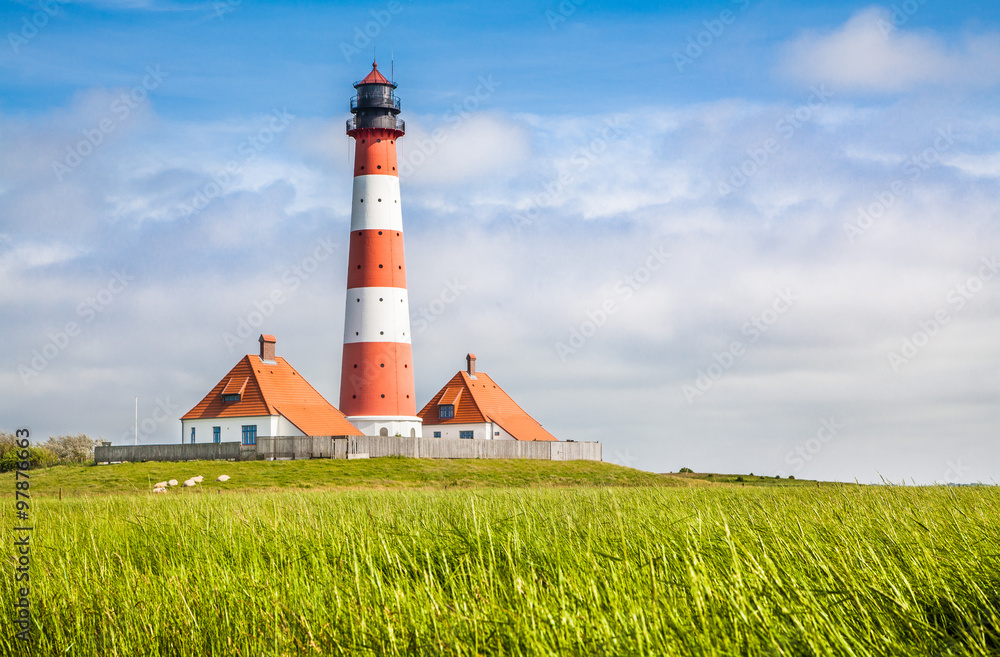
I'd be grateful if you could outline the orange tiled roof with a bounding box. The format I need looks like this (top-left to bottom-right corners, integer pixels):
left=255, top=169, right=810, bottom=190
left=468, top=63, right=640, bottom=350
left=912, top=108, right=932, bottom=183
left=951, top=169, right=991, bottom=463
left=418, top=371, right=556, bottom=441
left=182, top=355, right=362, bottom=436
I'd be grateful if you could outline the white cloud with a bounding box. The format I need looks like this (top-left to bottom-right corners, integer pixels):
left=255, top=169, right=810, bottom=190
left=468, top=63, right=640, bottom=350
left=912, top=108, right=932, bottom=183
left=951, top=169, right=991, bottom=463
left=781, top=6, right=1000, bottom=92
left=397, top=113, right=532, bottom=186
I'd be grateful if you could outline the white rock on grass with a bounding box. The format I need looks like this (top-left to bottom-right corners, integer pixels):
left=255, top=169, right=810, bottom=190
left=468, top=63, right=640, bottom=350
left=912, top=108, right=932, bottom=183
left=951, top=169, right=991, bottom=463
left=192, top=476, right=204, bottom=483
left=168, top=479, right=178, bottom=487
left=182, top=479, right=196, bottom=487
left=154, top=481, right=168, bottom=488
left=216, top=475, right=230, bottom=482
left=152, top=488, right=166, bottom=494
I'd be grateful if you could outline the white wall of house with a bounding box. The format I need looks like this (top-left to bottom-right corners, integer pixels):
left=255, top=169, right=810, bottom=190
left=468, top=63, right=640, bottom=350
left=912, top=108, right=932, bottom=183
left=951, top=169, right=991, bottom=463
left=180, top=415, right=305, bottom=444
left=422, top=422, right=514, bottom=440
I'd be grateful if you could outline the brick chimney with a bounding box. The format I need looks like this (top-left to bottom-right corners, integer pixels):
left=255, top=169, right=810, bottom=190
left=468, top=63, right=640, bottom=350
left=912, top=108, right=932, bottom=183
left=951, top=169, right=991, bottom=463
left=259, top=334, right=277, bottom=363
left=467, top=353, right=477, bottom=379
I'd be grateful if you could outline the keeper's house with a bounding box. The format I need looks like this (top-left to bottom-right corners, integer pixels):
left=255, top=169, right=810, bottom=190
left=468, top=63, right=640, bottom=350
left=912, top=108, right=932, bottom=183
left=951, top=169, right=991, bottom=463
left=417, top=354, right=557, bottom=442
left=180, top=334, right=362, bottom=445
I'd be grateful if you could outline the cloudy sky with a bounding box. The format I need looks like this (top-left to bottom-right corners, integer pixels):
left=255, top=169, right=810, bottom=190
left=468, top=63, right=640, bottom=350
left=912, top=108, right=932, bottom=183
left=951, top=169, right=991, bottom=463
left=2, top=0, right=998, bottom=483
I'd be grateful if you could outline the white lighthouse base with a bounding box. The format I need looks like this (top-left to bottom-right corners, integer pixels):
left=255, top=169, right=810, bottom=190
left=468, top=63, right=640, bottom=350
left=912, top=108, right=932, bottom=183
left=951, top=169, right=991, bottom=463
left=348, top=416, right=423, bottom=438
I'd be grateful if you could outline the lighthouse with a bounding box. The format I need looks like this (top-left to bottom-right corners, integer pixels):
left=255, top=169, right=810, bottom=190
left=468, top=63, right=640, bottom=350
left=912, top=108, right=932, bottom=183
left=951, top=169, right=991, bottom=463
left=339, top=62, right=422, bottom=438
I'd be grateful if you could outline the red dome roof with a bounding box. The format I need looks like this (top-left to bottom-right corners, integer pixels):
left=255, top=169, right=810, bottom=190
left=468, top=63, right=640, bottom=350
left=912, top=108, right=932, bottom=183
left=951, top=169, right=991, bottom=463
left=359, top=61, right=391, bottom=85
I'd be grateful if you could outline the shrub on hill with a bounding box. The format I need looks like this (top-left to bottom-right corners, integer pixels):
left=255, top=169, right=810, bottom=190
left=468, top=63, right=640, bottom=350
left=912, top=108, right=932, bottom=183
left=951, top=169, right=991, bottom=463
left=41, top=434, right=101, bottom=463
left=0, top=431, right=99, bottom=471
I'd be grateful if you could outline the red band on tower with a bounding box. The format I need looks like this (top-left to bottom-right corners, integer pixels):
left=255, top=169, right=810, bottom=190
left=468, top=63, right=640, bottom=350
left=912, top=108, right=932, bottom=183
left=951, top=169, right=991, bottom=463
left=346, top=230, right=407, bottom=289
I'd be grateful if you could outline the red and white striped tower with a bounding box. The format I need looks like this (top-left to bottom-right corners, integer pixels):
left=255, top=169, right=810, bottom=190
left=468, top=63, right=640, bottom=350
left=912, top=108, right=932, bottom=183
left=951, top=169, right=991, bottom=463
left=340, top=62, right=421, bottom=438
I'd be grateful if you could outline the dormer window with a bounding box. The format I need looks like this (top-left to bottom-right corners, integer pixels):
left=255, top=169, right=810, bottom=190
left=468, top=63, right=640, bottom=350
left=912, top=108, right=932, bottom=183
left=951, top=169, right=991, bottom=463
left=438, top=404, right=454, bottom=419
left=220, top=376, right=249, bottom=405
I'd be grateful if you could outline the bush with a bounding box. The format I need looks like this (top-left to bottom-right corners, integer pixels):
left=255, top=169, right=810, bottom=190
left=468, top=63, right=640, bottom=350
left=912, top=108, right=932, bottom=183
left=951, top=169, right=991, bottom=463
left=679, top=467, right=693, bottom=474
left=0, top=431, right=18, bottom=458
left=735, top=476, right=745, bottom=482
left=0, top=431, right=99, bottom=471
left=41, top=434, right=100, bottom=463
left=0, top=446, right=58, bottom=473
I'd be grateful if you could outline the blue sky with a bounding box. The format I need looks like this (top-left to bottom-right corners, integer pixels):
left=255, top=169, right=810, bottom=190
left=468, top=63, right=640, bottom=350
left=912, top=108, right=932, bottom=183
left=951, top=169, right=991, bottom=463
left=2, top=0, right=998, bottom=482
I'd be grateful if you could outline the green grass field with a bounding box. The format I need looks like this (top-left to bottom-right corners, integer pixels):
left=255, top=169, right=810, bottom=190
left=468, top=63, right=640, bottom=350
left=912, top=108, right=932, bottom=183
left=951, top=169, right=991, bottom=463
left=2, top=461, right=997, bottom=656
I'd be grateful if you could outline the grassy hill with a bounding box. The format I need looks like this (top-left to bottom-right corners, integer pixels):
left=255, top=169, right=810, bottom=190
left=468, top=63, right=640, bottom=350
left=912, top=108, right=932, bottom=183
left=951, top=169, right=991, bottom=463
left=4, top=458, right=702, bottom=497
left=3, top=458, right=837, bottom=497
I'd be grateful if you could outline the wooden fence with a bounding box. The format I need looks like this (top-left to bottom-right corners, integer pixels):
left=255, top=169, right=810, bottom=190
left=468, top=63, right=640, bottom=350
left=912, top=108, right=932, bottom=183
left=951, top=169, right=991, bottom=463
left=94, top=442, right=245, bottom=463
left=95, top=436, right=601, bottom=464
